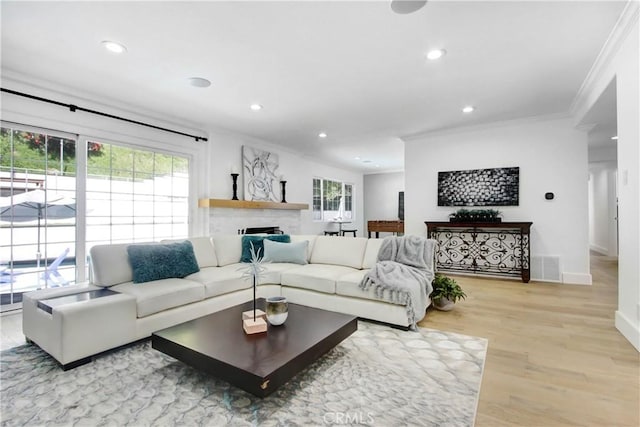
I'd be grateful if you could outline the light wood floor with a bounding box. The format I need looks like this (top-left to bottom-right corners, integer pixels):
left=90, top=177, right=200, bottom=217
left=1, top=255, right=638, bottom=426
left=420, top=253, right=639, bottom=427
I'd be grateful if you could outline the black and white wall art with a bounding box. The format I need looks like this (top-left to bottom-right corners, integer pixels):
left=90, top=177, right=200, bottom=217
left=242, top=145, right=280, bottom=202
left=438, top=167, right=519, bottom=206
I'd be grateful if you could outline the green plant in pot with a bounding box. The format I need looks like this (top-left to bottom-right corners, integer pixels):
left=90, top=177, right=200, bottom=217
left=430, top=273, right=467, bottom=311
left=449, top=208, right=502, bottom=223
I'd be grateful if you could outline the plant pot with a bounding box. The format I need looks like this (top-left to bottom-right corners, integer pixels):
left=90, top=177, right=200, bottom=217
left=433, top=297, right=455, bottom=311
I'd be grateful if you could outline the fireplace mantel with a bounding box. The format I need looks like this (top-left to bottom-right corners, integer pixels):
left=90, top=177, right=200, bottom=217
left=198, top=199, right=309, bottom=210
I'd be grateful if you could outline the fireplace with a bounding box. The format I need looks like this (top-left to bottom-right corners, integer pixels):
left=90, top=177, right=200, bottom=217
left=240, top=226, right=283, bottom=234
left=207, top=207, right=302, bottom=235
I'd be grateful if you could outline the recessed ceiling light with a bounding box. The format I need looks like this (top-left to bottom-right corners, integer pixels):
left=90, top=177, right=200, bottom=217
left=611, top=136, right=618, bottom=140
left=250, top=104, right=263, bottom=111
left=426, top=49, right=446, bottom=60
left=462, top=106, right=475, bottom=113
left=101, top=40, right=127, bottom=54
left=188, top=77, right=211, bottom=88
left=391, top=0, right=427, bottom=14
left=318, top=132, right=328, bottom=138
left=354, top=156, right=361, bottom=160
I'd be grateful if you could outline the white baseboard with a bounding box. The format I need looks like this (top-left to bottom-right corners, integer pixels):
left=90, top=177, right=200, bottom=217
left=615, top=311, right=640, bottom=352
left=562, top=272, right=592, bottom=285
left=589, top=244, right=608, bottom=255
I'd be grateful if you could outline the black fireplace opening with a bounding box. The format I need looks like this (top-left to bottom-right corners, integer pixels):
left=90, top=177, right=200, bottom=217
left=240, top=226, right=283, bottom=235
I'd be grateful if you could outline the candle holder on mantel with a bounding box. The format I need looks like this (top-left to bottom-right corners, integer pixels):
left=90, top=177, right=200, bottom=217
left=280, top=181, right=287, bottom=203
left=231, top=173, right=239, bottom=201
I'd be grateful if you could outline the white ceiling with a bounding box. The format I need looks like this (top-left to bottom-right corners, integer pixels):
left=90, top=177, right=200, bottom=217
left=0, top=1, right=627, bottom=173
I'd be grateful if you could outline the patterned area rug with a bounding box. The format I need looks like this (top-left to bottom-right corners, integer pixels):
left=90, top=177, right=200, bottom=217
left=1, top=322, right=487, bottom=426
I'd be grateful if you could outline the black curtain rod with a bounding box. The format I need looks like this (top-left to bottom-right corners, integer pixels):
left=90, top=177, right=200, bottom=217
left=1, top=88, right=208, bottom=142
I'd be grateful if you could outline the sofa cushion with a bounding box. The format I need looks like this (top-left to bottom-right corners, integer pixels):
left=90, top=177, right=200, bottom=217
left=310, top=236, right=369, bottom=269
left=289, top=235, right=318, bottom=262
left=362, top=238, right=384, bottom=269
left=112, top=278, right=205, bottom=318
left=281, top=264, right=359, bottom=294
left=127, top=241, right=200, bottom=283
left=263, top=240, right=308, bottom=265
left=186, top=264, right=252, bottom=298
left=241, top=234, right=290, bottom=262
left=161, top=237, right=218, bottom=268
left=259, top=263, right=304, bottom=285
left=90, top=243, right=134, bottom=287
left=336, top=269, right=395, bottom=303
left=212, top=234, right=243, bottom=266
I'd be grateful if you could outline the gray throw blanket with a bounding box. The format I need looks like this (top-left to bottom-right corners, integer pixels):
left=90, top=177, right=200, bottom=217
left=360, top=235, right=436, bottom=329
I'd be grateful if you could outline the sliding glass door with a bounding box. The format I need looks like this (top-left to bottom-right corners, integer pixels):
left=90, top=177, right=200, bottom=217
left=84, top=140, right=189, bottom=280
left=0, top=125, right=78, bottom=310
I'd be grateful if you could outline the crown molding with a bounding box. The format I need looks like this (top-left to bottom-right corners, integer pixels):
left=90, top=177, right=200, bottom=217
left=570, top=0, right=640, bottom=122
left=363, top=168, right=405, bottom=176
left=401, top=112, right=571, bottom=142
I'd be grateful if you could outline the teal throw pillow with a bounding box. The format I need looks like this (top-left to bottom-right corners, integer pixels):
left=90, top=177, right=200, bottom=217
left=241, top=234, right=290, bottom=262
left=263, top=239, right=308, bottom=265
left=127, top=241, right=200, bottom=284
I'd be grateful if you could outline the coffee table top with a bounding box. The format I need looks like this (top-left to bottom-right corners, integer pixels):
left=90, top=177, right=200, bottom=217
left=152, top=298, right=357, bottom=396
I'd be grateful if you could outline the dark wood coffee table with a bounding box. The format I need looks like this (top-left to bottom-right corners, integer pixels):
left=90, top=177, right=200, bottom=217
left=151, top=299, right=357, bottom=397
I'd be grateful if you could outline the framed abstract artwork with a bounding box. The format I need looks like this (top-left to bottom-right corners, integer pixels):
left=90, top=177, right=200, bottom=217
left=437, top=167, right=519, bottom=206
left=242, top=146, right=280, bottom=202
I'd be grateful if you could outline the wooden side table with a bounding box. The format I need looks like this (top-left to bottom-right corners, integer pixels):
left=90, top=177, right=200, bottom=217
left=367, top=220, right=404, bottom=238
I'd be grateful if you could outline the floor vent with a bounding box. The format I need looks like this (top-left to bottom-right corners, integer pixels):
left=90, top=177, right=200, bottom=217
left=531, top=256, right=561, bottom=282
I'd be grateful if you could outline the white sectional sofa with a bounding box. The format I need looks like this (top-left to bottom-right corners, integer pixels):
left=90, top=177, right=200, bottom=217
left=22, top=234, right=433, bottom=369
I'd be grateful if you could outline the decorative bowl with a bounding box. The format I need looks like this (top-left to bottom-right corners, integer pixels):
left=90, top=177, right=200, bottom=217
left=265, top=296, right=288, bottom=326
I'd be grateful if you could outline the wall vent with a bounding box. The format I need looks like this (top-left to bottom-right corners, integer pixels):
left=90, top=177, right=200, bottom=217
left=531, top=256, right=561, bottom=282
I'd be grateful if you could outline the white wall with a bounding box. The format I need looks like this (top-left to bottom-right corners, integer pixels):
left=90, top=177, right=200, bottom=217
left=614, top=19, right=640, bottom=351
left=572, top=5, right=639, bottom=351
left=404, top=116, right=590, bottom=284
left=588, top=145, right=617, bottom=162
left=363, top=172, right=404, bottom=224
left=207, top=129, right=364, bottom=236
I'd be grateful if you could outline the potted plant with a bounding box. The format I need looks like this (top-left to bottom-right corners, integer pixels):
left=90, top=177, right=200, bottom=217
left=449, top=208, right=470, bottom=222
left=449, top=208, right=502, bottom=223
left=430, top=273, right=467, bottom=311
left=485, top=209, right=502, bottom=223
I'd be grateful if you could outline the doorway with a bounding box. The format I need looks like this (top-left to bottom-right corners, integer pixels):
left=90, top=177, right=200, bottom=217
left=584, top=79, right=618, bottom=260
